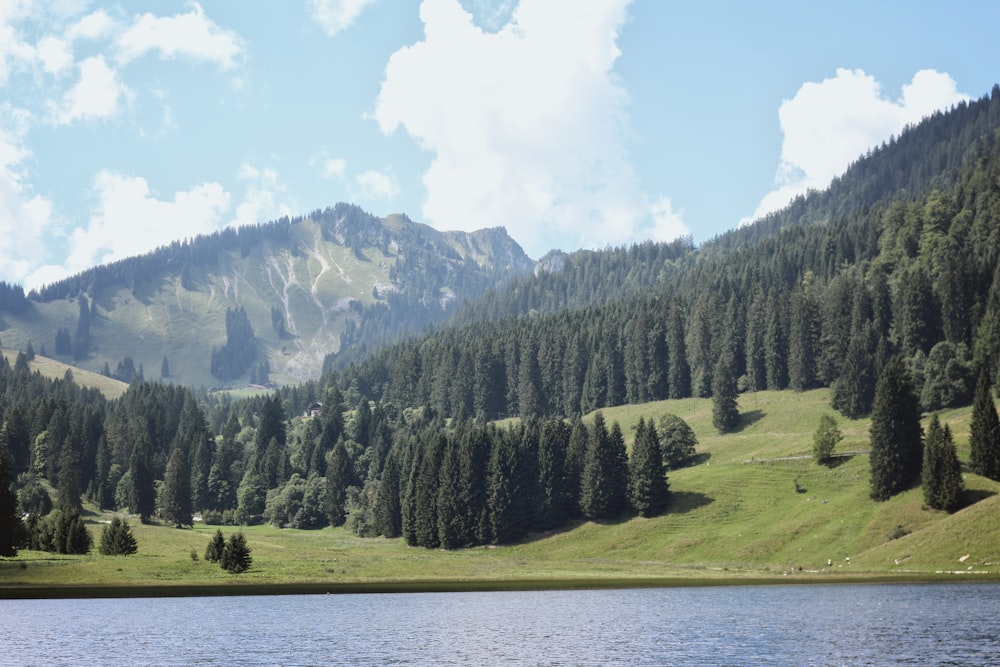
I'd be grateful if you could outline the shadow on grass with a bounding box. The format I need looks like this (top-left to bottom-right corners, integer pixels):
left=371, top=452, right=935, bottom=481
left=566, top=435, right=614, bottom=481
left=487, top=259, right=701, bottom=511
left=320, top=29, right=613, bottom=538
left=822, top=454, right=854, bottom=469
left=958, top=488, right=997, bottom=510
left=687, top=452, right=712, bottom=467
left=736, top=409, right=765, bottom=432
left=667, top=491, right=714, bottom=515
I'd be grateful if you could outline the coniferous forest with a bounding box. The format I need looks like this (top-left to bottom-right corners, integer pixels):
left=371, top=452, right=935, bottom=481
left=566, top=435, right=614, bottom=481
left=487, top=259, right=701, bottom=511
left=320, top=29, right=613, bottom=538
left=4, top=86, right=1000, bottom=558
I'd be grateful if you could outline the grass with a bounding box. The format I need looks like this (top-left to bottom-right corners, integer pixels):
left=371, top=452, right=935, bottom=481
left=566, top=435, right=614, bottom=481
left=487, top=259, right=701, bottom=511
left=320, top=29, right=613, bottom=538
left=3, top=388, right=999, bottom=598
left=0, top=349, right=128, bottom=399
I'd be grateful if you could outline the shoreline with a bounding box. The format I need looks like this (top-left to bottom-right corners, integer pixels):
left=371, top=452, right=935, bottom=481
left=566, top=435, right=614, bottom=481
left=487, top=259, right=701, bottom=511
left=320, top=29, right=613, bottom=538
left=4, top=571, right=999, bottom=599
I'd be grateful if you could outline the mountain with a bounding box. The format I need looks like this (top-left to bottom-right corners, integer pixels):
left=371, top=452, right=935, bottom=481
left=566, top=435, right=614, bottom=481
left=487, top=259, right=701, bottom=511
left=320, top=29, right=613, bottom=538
left=327, top=86, right=1000, bottom=422
left=0, top=204, right=533, bottom=388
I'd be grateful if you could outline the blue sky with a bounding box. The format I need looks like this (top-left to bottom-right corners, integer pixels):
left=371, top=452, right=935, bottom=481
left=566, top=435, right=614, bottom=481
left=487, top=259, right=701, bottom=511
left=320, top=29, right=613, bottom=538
left=1, top=0, right=997, bottom=290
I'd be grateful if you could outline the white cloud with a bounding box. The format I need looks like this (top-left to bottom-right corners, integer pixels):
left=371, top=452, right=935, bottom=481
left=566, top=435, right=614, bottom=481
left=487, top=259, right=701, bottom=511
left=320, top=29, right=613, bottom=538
left=322, top=157, right=347, bottom=180
left=0, top=115, right=55, bottom=287
left=355, top=169, right=398, bottom=199
left=308, top=0, right=377, bottom=37
left=113, top=2, right=243, bottom=70
left=0, top=0, right=38, bottom=87
left=65, top=170, right=231, bottom=273
left=36, top=36, right=73, bottom=75
left=373, top=0, right=686, bottom=257
left=232, top=161, right=296, bottom=228
left=746, top=68, right=968, bottom=224
left=66, top=8, right=119, bottom=42
left=51, top=55, right=131, bottom=123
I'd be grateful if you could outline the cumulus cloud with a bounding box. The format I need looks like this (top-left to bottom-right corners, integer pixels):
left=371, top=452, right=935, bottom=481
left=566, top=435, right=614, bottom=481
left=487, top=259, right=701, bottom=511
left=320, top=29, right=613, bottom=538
left=66, top=9, right=120, bottom=42
left=308, top=0, right=378, bottom=37
left=373, top=0, right=687, bottom=257
left=355, top=169, right=398, bottom=199
left=232, top=161, right=296, bottom=228
left=321, top=157, right=347, bottom=180
left=51, top=55, right=132, bottom=123
left=65, top=170, right=231, bottom=273
left=0, top=116, right=55, bottom=286
left=746, top=68, right=968, bottom=224
left=36, top=36, right=73, bottom=75
left=113, top=2, right=243, bottom=70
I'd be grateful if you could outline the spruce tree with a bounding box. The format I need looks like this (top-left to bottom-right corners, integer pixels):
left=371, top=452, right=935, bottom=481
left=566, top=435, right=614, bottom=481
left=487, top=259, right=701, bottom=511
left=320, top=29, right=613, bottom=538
left=536, top=418, right=571, bottom=531
left=128, top=422, right=156, bottom=523
left=579, top=413, right=627, bottom=520
left=324, top=439, right=352, bottom=527
left=204, top=528, right=226, bottom=562
left=99, top=516, right=138, bottom=556
left=373, top=449, right=402, bottom=538
left=711, top=353, right=740, bottom=433
left=0, top=441, right=28, bottom=557
left=969, top=369, right=1000, bottom=481
left=55, top=438, right=83, bottom=512
left=161, top=446, right=193, bottom=527
left=220, top=532, right=252, bottom=573
left=627, top=418, right=669, bottom=517
left=921, top=415, right=964, bottom=512
left=869, top=357, right=924, bottom=501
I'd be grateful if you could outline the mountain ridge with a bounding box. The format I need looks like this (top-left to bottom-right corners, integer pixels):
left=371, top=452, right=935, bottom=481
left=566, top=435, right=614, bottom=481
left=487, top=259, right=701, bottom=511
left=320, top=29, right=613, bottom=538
left=0, top=204, right=534, bottom=387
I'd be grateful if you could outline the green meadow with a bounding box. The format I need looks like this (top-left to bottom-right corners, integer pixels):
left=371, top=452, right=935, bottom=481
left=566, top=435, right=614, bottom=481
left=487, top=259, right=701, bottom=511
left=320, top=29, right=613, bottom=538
left=3, top=389, right=999, bottom=597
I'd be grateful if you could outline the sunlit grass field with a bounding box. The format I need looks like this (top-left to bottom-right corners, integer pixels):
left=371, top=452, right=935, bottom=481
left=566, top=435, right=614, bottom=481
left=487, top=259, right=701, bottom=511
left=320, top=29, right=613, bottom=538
left=3, top=389, right=999, bottom=597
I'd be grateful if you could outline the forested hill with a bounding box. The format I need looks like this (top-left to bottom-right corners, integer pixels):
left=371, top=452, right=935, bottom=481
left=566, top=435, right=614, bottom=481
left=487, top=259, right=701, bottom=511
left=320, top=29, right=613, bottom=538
left=329, top=85, right=1000, bottom=422
left=0, top=204, right=533, bottom=387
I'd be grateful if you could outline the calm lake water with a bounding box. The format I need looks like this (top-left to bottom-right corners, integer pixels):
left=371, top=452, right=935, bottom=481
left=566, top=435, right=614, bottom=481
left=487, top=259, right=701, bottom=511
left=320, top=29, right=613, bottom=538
left=1, top=582, right=998, bottom=665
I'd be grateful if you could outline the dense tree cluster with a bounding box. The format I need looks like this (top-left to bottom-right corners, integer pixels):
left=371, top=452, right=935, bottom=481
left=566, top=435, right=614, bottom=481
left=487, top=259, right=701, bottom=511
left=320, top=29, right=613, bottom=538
left=211, top=307, right=257, bottom=381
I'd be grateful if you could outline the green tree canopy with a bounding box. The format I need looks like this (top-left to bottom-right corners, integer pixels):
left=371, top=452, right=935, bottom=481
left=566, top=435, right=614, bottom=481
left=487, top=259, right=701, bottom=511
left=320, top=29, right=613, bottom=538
left=870, top=357, right=924, bottom=500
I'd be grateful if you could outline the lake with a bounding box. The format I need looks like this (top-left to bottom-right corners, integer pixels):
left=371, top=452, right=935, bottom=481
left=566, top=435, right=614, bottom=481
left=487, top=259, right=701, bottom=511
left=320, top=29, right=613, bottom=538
left=1, top=582, right=998, bottom=665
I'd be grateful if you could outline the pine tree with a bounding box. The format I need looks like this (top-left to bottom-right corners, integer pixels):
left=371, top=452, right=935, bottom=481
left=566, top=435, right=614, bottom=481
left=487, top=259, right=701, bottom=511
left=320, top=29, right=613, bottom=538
left=204, top=528, right=226, bottom=562
left=324, top=439, right=352, bottom=527
left=99, top=516, right=138, bottom=556
left=128, top=422, right=156, bottom=523
left=579, top=413, right=627, bottom=520
left=55, top=438, right=82, bottom=512
left=161, top=446, right=193, bottom=527
left=373, top=448, right=402, bottom=538
left=536, top=418, right=571, bottom=531
left=969, top=369, right=1000, bottom=481
left=921, top=415, right=964, bottom=512
left=627, top=418, right=669, bottom=517
left=711, top=353, right=740, bottom=433
left=0, top=440, right=28, bottom=557
left=220, top=532, right=252, bottom=573
left=869, top=357, right=924, bottom=501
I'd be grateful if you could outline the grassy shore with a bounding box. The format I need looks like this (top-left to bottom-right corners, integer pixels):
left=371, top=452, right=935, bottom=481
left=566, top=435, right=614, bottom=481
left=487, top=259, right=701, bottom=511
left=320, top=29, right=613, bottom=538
left=3, top=389, right=999, bottom=598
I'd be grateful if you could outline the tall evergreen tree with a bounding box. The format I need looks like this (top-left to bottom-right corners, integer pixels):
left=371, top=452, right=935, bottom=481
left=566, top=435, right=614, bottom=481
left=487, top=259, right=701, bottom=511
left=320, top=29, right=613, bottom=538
left=969, top=368, right=1000, bottom=480
left=128, top=421, right=156, bottom=522
left=627, top=418, right=669, bottom=517
left=536, top=418, right=571, bottom=531
left=579, top=413, right=627, bottom=520
left=869, top=357, right=924, bottom=500
left=55, top=438, right=82, bottom=512
left=921, top=414, right=964, bottom=511
left=324, top=438, right=352, bottom=527
left=373, top=448, right=402, bottom=538
left=161, top=445, right=193, bottom=527
left=0, top=440, right=28, bottom=557
left=711, top=353, right=740, bottom=433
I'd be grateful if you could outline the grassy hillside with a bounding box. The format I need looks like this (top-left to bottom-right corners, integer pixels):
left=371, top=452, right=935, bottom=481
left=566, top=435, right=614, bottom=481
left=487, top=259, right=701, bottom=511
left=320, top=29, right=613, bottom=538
left=2, top=389, right=998, bottom=595
left=0, top=349, right=127, bottom=399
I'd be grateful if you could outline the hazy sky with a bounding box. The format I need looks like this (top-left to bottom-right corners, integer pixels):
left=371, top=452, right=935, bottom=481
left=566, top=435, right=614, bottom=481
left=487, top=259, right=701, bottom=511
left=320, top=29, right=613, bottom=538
left=1, top=0, right=997, bottom=289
